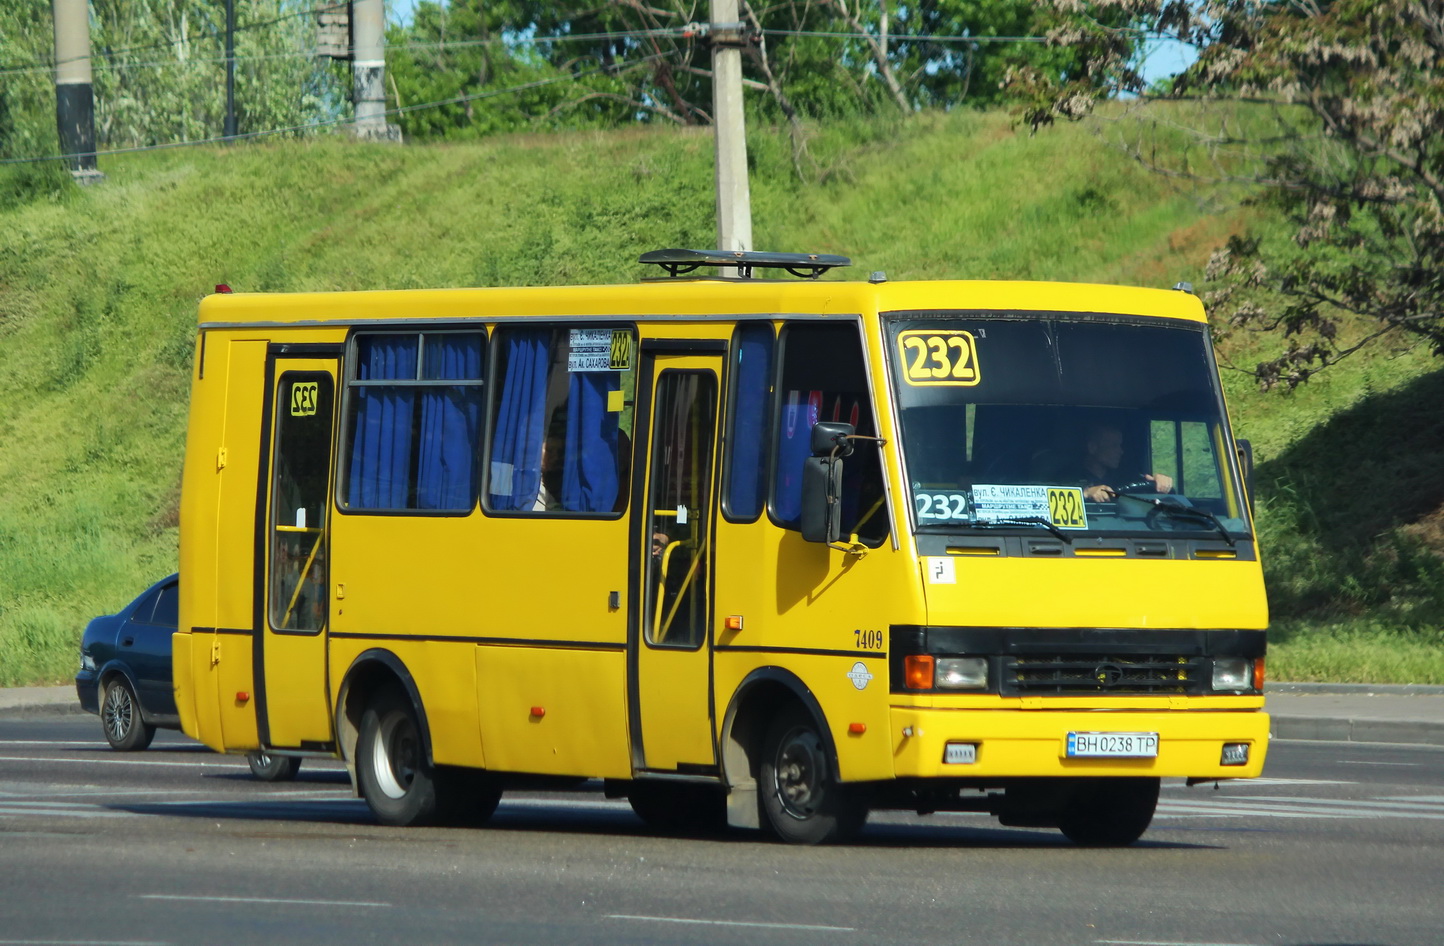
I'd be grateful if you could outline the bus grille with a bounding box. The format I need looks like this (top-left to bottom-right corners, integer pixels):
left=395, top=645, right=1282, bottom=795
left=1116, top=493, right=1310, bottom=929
left=1003, top=654, right=1207, bottom=695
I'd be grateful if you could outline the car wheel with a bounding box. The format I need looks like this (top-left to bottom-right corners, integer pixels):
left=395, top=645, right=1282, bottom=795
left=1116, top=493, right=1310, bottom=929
left=1057, top=777, right=1160, bottom=846
left=102, top=678, right=155, bottom=751
left=247, top=750, right=302, bottom=782
left=759, top=706, right=866, bottom=844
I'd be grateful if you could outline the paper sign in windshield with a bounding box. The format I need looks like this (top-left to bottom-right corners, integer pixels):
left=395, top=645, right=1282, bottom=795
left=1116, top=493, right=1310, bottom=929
left=568, top=328, right=631, bottom=372
left=970, top=484, right=1089, bottom=530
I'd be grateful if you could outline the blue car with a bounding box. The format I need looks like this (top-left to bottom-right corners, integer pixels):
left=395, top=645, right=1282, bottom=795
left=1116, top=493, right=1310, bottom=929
left=75, top=574, right=180, bottom=750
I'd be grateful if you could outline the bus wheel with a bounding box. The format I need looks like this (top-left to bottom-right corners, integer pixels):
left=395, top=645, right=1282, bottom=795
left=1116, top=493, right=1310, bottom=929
left=759, top=707, right=866, bottom=844
left=628, top=783, right=727, bottom=835
left=247, top=750, right=302, bottom=782
left=102, top=678, right=155, bottom=751
left=1057, top=777, right=1159, bottom=846
left=357, top=690, right=443, bottom=827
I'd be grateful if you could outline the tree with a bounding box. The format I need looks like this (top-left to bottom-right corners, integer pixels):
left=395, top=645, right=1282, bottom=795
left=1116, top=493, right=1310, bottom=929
left=385, top=0, right=1106, bottom=144
left=1014, top=1, right=1444, bottom=389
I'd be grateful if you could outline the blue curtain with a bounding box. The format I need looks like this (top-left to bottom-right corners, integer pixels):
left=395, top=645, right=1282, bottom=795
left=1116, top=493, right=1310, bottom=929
left=416, top=334, right=483, bottom=510
left=773, top=388, right=819, bottom=524
left=726, top=325, right=772, bottom=519
left=561, top=371, right=620, bottom=512
left=488, top=330, right=550, bottom=511
left=348, top=335, right=417, bottom=508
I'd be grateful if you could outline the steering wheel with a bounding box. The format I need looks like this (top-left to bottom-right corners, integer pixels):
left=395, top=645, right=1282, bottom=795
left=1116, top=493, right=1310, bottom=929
left=1111, top=479, right=1158, bottom=496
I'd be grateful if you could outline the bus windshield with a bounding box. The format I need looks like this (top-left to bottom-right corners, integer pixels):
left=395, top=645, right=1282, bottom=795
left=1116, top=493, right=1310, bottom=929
left=886, top=311, right=1251, bottom=538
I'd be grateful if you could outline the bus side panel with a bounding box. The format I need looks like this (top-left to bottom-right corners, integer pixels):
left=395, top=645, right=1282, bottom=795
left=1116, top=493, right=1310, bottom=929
left=712, top=527, right=911, bottom=783
left=328, top=514, right=630, bottom=776
left=474, top=647, right=631, bottom=778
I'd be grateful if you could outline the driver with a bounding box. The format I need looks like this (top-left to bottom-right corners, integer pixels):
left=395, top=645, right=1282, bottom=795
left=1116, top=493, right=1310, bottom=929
left=1080, top=425, right=1173, bottom=502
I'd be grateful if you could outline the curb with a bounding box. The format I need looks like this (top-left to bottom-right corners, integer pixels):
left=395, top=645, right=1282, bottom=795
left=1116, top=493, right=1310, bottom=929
left=1270, top=715, right=1444, bottom=748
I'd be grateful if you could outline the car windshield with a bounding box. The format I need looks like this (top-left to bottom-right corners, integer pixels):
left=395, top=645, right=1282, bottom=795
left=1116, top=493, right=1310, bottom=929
left=886, top=311, right=1251, bottom=538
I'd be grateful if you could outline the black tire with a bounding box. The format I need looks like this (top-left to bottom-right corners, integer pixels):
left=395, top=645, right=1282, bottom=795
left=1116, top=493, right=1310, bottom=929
left=1058, top=777, right=1160, bottom=846
left=101, top=678, right=155, bottom=751
left=247, top=750, right=303, bottom=782
left=759, top=706, right=867, bottom=844
left=357, top=690, right=444, bottom=827
left=628, top=782, right=727, bottom=835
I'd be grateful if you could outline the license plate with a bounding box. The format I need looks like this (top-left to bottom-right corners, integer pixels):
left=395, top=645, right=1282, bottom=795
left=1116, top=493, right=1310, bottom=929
left=1066, top=731, right=1159, bottom=758
left=943, top=742, right=977, bottom=765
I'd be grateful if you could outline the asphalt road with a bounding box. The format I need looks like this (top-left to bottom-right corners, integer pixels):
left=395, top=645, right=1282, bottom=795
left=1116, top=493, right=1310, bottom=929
left=2, top=716, right=1442, bottom=946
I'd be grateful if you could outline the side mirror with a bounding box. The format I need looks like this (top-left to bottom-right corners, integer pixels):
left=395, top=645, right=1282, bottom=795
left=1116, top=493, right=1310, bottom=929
left=801, top=456, right=842, bottom=544
left=801, top=422, right=854, bottom=544
left=1235, top=438, right=1255, bottom=515
left=811, top=421, right=855, bottom=457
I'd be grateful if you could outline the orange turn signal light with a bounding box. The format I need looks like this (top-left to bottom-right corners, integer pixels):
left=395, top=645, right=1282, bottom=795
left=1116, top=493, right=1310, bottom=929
left=848, top=722, right=867, bottom=735
left=1253, top=657, right=1266, bottom=692
left=904, top=655, right=935, bottom=690
left=530, top=706, right=546, bottom=718
left=235, top=691, right=250, bottom=703
left=725, top=615, right=744, bottom=631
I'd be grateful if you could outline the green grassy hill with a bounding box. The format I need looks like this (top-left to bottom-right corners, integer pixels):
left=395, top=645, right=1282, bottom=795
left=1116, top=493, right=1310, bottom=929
left=3, top=109, right=1441, bottom=685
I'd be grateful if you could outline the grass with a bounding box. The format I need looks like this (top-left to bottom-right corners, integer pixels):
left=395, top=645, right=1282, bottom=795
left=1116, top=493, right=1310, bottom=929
left=2, top=107, right=1441, bottom=686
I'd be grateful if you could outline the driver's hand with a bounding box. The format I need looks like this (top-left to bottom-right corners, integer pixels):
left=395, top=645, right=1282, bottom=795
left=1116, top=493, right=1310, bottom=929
left=1084, top=484, right=1116, bottom=502
left=1145, top=473, right=1174, bottom=494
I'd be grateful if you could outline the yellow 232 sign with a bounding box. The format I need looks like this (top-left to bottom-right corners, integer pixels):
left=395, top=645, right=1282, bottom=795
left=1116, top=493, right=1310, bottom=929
left=898, top=330, right=980, bottom=386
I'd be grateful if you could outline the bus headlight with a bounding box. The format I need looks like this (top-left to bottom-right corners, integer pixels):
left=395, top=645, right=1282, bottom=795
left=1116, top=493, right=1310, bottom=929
left=935, top=657, right=988, bottom=690
left=1212, top=658, right=1252, bottom=691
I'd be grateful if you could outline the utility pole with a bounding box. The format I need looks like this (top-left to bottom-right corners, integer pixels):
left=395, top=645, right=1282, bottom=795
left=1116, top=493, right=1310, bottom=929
left=710, top=0, right=752, bottom=253
left=224, top=0, right=236, bottom=140
left=51, top=0, right=101, bottom=181
left=351, top=0, right=399, bottom=141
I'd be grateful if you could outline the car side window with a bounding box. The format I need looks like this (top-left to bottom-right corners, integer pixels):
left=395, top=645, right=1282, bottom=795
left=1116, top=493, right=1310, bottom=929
left=149, top=583, right=179, bottom=628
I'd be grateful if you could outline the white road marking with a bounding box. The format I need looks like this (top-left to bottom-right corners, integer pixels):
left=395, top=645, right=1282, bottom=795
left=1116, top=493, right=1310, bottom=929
left=139, top=894, right=390, bottom=908
left=608, top=915, right=854, bottom=932
left=0, top=755, right=247, bottom=769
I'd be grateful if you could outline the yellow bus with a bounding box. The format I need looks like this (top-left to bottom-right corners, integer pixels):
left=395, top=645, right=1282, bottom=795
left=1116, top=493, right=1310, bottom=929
left=174, top=249, right=1268, bottom=845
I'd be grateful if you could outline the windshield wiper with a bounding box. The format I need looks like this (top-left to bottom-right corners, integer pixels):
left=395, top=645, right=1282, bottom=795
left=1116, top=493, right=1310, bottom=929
left=969, top=516, right=1073, bottom=544
left=1142, top=499, right=1238, bottom=547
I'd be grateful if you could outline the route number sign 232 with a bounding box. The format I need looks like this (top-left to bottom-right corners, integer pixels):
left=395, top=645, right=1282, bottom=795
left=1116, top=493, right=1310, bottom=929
left=898, top=330, right=981, bottom=386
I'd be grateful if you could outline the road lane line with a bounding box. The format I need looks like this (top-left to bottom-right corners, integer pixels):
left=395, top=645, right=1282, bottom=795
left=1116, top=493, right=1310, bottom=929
left=139, top=894, right=391, bottom=908
left=0, top=940, right=168, bottom=945
left=0, top=755, right=247, bottom=769
left=608, top=915, right=854, bottom=932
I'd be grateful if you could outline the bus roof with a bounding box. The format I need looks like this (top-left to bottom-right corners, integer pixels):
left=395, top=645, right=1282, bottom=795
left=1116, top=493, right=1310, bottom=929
left=196, top=276, right=1208, bottom=328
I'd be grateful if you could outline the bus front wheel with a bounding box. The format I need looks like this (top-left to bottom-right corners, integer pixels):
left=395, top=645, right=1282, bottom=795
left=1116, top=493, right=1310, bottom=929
left=357, top=690, right=444, bottom=827
left=1057, top=777, right=1159, bottom=846
left=759, top=706, right=867, bottom=844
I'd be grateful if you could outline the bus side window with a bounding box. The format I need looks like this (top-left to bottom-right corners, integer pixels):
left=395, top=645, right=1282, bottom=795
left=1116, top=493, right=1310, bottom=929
left=484, top=326, right=635, bottom=515
left=343, top=331, right=484, bottom=512
left=722, top=323, right=774, bottom=521
left=771, top=323, right=888, bottom=546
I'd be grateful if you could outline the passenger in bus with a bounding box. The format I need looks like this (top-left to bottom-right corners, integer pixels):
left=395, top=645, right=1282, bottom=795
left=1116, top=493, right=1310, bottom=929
left=532, top=435, right=564, bottom=511
left=1079, top=425, right=1173, bottom=502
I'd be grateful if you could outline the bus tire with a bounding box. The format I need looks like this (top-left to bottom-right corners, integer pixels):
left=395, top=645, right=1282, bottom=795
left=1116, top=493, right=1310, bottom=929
left=357, top=690, right=444, bottom=827
left=759, top=706, right=866, bottom=844
left=1057, top=777, right=1159, bottom=846
left=102, top=678, right=155, bottom=751
left=247, top=750, right=302, bottom=782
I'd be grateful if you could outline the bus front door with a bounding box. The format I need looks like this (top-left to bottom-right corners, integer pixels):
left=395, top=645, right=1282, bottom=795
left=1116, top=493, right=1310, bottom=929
left=259, top=356, right=339, bottom=750
left=632, top=352, right=722, bottom=772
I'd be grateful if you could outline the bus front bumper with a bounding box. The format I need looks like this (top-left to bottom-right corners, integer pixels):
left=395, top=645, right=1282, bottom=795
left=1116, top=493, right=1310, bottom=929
left=888, top=707, right=1269, bottom=780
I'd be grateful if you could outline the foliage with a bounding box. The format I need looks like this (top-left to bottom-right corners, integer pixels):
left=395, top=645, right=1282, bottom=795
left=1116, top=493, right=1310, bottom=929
left=0, top=0, right=344, bottom=159
left=383, top=0, right=1119, bottom=142
left=1016, top=1, right=1444, bottom=390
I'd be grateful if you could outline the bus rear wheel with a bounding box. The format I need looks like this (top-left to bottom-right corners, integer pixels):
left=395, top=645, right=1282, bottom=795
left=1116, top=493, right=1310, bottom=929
left=759, top=706, right=866, bottom=844
left=1057, top=777, right=1159, bottom=846
left=358, top=691, right=445, bottom=827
